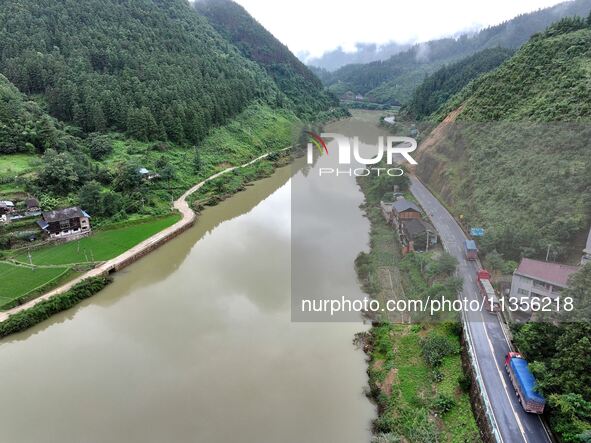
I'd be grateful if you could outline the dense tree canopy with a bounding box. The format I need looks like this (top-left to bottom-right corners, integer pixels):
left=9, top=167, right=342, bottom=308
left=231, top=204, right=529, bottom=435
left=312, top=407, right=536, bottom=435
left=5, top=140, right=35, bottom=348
left=0, top=0, right=283, bottom=144
left=404, top=48, right=513, bottom=120
left=514, top=265, right=591, bottom=442
left=417, top=23, right=591, bottom=260
left=195, top=0, right=338, bottom=120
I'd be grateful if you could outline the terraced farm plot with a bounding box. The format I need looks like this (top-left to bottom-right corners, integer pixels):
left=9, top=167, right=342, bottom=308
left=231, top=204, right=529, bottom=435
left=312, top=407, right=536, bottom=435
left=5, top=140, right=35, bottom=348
left=15, top=214, right=180, bottom=266
left=0, top=154, right=36, bottom=175
left=0, top=262, right=71, bottom=308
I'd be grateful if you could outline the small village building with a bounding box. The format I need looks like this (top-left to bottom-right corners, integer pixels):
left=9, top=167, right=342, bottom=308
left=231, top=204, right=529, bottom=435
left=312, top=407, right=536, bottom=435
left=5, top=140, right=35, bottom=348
left=37, top=207, right=91, bottom=239
left=138, top=167, right=160, bottom=181
left=401, top=218, right=438, bottom=251
left=0, top=200, right=15, bottom=215
left=25, top=197, right=40, bottom=212
left=392, top=199, right=422, bottom=223
left=509, top=258, right=579, bottom=308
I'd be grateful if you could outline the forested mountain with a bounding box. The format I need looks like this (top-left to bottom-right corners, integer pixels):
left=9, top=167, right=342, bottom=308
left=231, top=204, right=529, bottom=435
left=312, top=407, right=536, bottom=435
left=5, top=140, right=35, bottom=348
left=404, top=47, right=513, bottom=120
left=321, top=0, right=591, bottom=105
left=0, top=0, right=284, bottom=145
left=194, top=0, right=338, bottom=120
left=0, top=74, right=70, bottom=155
left=305, top=41, right=411, bottom=71
left=417, top=18, right=591, bottom=441
left=0, top=0, right=324, bottom=229
left=418, top=17, right=591, bottom=260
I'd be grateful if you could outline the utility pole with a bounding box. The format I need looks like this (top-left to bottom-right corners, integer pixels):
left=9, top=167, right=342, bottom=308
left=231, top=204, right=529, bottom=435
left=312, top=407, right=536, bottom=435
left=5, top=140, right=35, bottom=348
left=546, top=244, right=551, bottom=262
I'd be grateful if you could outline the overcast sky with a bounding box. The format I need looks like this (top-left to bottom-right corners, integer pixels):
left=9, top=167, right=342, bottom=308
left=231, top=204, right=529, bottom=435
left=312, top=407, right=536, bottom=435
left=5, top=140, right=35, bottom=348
left=233, top=0, right=568, bottom=59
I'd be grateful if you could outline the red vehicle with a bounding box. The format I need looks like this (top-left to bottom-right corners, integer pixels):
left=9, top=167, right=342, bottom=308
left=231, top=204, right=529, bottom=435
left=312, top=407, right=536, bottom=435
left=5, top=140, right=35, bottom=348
left=476, top=269, right=500, bottom=312
left=505, top=352, right=546, bottom=414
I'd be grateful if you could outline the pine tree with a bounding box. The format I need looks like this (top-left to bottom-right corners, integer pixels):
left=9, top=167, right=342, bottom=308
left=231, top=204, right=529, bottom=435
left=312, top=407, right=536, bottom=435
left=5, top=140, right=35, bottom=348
left=193, top=148, right=202, bottom=173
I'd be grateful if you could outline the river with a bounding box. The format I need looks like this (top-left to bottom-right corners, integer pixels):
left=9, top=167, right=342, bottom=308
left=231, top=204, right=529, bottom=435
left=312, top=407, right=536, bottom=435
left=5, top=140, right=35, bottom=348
left=0, top=111, right=390, bottom=443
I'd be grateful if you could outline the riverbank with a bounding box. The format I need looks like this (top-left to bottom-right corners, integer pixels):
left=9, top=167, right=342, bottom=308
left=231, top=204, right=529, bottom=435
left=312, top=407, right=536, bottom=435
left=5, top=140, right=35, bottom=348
left=355, top=172, right=480, bottom=442
left=0, top=147, right=291, bottom=328
left=0, top=151, right=374, bottom=443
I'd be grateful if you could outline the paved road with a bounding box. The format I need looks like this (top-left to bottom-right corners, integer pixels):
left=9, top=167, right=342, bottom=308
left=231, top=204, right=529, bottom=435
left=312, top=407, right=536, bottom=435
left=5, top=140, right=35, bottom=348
left=410, top=176, right=552, bottom=443
left=0, top=150, right=286, bottom=323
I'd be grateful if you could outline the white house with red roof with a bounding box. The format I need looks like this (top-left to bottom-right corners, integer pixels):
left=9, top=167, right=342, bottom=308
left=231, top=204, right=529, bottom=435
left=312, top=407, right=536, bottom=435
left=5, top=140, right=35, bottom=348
left=509, top=258, right=579, bottom=307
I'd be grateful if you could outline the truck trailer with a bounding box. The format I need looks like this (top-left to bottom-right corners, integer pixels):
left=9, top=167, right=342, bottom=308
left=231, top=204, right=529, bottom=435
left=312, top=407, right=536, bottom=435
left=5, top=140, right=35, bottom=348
left=504, top=352, right=546, bottom=414
left=476, top=269, right=500, bottom=312
left=464, top=239, right=478, bottom=260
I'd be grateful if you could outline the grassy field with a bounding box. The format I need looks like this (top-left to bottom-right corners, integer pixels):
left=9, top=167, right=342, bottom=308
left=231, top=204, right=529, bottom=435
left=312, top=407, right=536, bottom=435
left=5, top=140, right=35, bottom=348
left=13, top=214, right=180, bottom=266
left=0, top=153, right=36, bottom=175
left=0, top=262, right=72, bottom=308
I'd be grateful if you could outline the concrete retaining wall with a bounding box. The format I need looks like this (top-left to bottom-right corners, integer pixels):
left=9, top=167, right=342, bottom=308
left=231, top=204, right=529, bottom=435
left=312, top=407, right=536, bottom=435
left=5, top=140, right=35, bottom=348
left=112, top=219, right=195, bottom=272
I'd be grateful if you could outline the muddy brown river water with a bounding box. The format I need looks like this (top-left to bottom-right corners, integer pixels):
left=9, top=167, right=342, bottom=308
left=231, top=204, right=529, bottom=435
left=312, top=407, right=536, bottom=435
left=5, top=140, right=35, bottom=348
left=0, top=111, right=391, bottom=443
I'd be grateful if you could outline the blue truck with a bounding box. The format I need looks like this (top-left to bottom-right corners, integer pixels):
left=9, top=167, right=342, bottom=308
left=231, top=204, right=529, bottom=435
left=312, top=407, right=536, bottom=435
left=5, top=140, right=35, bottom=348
left=464, top=239, right=478, bottom=260
left=505, top=352, right=546, bottom=414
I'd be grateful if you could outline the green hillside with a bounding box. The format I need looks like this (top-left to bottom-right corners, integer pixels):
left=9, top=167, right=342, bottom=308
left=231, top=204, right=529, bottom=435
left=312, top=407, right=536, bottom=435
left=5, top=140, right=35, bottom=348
left=321, top=0, right=591, bottom=105
left=0, top=0, right=283, bottom=144
left=417, top=19, right=591, bottom=442
left=194, top=0, right=339, bottom=120
left=0, top=0, right=312, bottom=253
left=404, top=48, right=514, bottom=120
left=417, top=18, right=591, bottom=261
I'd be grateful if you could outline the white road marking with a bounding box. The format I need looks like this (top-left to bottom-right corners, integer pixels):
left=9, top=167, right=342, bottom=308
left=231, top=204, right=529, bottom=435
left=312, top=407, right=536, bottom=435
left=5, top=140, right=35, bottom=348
left=410, top=177, right=546, bottom=443
left=479, top=294, right=528, bottom=443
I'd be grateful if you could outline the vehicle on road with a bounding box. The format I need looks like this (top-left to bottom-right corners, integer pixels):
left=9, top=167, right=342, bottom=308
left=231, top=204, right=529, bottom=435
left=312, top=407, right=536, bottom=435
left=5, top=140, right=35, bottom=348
left=504, top=352, right=546, bottom=414
left=464, top=239, right=478, bottom=260
left=476, top=269, right=500, bottom=312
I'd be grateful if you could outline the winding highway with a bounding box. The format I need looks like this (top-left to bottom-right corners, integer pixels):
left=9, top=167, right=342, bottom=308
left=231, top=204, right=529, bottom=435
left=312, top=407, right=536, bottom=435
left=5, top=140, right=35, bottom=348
left=409, top=176, right=552, bottom=443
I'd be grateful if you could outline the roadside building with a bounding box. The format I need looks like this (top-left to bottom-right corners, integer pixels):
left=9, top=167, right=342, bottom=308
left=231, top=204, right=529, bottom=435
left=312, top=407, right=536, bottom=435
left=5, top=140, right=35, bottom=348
left=401, top=218, right=438, bottom=251
left=37, top=206, right=91, bottom=239
left=509, top=258, right=579, bottom=307
left=392, top=199, right=421, bottom=224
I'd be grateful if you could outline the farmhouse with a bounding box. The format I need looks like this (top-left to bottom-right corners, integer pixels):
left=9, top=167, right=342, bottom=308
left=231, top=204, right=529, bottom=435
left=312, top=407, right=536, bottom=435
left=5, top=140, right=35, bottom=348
left=37, top=206, right=91, bottom=239
left=509, top=258, right=579, bottom=306
left=401, top=218, right=438, bottom=251
left=392, top=199, right=421, bottom=222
